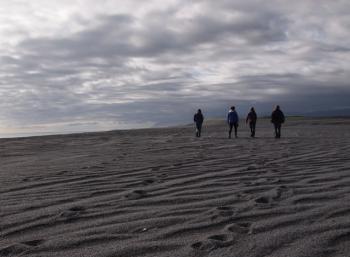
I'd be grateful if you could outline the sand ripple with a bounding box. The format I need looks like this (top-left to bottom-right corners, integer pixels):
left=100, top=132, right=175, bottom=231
left=1, top=118, right=350, bottom=257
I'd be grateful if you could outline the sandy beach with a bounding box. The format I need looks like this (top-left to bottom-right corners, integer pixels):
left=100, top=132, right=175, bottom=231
left=1, top=118, right=350, bottom=257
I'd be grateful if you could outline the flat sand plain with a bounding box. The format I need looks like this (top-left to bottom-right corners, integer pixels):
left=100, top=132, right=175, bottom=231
left=1, top=118, right=350, bottom=257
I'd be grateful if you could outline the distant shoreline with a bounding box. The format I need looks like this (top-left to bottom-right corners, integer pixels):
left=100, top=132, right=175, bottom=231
left=1, top=116, right=350, bottom=140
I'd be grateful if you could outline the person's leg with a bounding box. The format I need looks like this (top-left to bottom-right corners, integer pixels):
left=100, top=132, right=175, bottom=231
left=197, top=123, right=202, bottom=137
left=277, top=124, right=281, bottom=138
left=229, top=123, right=233, bottom=138
left=274, top=123, right=278, bottom=138
left=251, top=122, right=256, bottom=137
left=234, top=123, right=238, bottom=138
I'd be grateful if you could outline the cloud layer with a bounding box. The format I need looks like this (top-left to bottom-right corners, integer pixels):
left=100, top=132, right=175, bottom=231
left=1, top=0, right=350, bottom=135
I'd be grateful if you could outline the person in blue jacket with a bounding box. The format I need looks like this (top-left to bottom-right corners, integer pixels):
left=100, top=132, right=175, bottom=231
left=227, top=106, right=239, bottom=138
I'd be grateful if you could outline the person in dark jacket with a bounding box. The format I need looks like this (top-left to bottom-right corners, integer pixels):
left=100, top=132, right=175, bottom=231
left=227, top=106, right=239, bottom=138
left=194, top=109, right=204, bottom=137
left=271, top=105, right=285, bottom=138
left=246, top=107, right=257, bottom=137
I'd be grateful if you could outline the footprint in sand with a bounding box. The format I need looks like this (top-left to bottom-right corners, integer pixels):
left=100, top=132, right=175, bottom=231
left=210, top=206, right=235, bottom=221
left=156, top=173, right=167, bottom=179
left=81, top=165, right=105, bottom=170
left=225, top=222, right=251, bottom=234
left=0, top=243, right=30, bottom=256
left=57, top=206, right=86, bottom=222
left=142, top=178, right=156, bottom=185
left=151, top=166, right=161, bottom=171
left=253, top=185, right=293, bottom=206
left=57, top=170, right=69, bottom=176
left=254, top=196, right=270, bottom=204
left=272, top=185, right=293, bottom=200
left=247, top=165, right=259, bottom=171
left=125, top=190, right=147, bottom=200
left=191, top=234, right=232, bottom=251
left=327, top=230, right=350, bottom=251
left=69, top=206, right=85, bottom=212
left=208, top=234, right=229, bottom=241
left=22, top=239, right=44, bottom=247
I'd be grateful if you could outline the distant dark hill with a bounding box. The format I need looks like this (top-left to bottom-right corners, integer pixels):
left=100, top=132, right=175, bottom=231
left=304, top=108, right=350, bottom=117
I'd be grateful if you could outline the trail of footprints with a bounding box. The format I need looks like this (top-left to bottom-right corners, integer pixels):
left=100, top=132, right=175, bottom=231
left=1, top=121, right=350, bottom=257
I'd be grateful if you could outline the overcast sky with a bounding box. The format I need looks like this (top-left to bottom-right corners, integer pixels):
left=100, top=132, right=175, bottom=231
left=1, top=0, right=350, bottom=136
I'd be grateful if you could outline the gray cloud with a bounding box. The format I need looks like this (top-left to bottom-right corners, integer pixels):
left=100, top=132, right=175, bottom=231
left=1, top=0, right=350, bottom=136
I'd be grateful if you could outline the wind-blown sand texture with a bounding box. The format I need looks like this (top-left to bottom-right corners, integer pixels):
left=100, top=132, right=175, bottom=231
left=1, top=118, right=350, bottom=257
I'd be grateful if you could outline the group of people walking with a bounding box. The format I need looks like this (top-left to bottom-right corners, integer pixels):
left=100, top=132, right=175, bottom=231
left=193, top=105, right=285, bottom=138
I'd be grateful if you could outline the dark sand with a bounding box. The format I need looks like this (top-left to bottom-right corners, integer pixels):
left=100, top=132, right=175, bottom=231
left=1, top=118, right=350, bottom=257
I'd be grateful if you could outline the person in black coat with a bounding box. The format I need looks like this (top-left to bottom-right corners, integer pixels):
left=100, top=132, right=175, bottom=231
left=194, top=109, right=204, bottom=137
left=246, top=107, right=257, bottom=137
left=271, top=105, right=285, bottom=138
